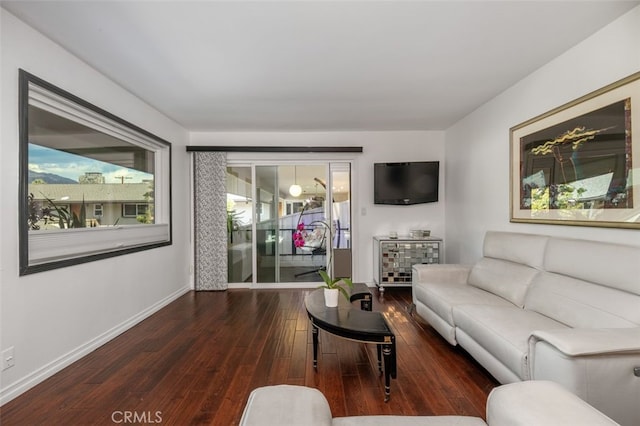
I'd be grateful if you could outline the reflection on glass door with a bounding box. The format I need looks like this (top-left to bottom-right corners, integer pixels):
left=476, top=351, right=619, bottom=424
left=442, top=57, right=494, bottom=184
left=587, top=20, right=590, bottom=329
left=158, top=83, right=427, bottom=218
left=226, top=166, right=253, bottom=283
left=330, top=163, right=352, bottom=278
left=255, top=166, right=279, bottom=283
left=226, top=162, right=351, bottom=284
left=287, top=165, right=328, bottom=282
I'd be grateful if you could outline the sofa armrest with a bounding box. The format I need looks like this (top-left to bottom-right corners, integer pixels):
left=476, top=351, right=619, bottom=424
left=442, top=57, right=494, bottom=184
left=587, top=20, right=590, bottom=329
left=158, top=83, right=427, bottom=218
left=528, top=328, right=640, bottom=425
left=487, top=381, right=619, bottom=426
left=412, top=264, right=472, bottom=285
left=240, top=385, right=333, bottom=426
left=529, top=328, right=640, bottom=356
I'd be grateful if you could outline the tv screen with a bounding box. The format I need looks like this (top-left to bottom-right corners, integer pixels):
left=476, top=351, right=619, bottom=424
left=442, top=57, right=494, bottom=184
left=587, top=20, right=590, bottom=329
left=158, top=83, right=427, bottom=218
left=374, top=161, right=439, bottom=205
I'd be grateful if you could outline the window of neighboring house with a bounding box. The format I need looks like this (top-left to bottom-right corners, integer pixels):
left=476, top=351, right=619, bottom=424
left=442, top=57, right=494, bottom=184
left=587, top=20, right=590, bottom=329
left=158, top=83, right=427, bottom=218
left=19, top=70, right=172, bottom=275
left=122, top=203, right=149, bottom=218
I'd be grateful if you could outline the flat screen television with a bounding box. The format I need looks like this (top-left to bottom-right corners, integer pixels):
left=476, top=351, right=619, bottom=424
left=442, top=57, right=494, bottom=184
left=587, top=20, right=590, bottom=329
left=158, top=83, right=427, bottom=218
left=374, top=161, right=439, bottom=205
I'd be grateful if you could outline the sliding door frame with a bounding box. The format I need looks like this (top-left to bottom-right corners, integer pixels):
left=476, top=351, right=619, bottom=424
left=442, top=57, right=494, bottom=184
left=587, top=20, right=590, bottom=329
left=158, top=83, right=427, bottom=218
left=225, top=156, right=357, bottom=289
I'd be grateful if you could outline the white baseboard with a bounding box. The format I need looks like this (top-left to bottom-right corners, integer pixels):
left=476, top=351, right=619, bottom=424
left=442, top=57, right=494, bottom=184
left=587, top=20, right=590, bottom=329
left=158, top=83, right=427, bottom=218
left=0, top=285, right=191, bottom=406
left=227, top=282, right=318, bottom=290
left=227, top=282, right=375, bottom=289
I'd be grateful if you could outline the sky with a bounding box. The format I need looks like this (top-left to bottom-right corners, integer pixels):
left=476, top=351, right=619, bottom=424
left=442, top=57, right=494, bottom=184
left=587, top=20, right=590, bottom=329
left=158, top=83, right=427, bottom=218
left=29, top=144, right=153, bottom=183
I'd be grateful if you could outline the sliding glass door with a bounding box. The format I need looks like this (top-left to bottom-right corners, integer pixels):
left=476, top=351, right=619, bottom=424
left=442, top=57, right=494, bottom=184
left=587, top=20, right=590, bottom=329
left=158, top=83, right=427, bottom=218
left=285, top=164, right=329, bottom=282
left=226, top=162, right=351, bottom=285
left=330, top=163, right=352, bottom=278
left=255, top=166, right=279, bottom=283
left=226, top=166, right=253, bottom=283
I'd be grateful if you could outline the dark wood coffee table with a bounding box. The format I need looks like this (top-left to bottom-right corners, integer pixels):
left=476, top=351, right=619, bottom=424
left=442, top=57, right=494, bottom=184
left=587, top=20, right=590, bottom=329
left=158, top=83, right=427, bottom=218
left=305, top=283, right=397, bottom=401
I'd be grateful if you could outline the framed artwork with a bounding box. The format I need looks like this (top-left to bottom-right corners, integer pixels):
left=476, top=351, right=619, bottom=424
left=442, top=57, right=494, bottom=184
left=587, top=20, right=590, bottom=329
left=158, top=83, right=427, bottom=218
left=510, top=71, right=640, bottom=229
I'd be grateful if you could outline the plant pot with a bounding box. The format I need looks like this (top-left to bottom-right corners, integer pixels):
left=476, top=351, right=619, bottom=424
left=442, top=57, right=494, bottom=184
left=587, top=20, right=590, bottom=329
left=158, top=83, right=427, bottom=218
left=324, top=288, right=339, bottom=307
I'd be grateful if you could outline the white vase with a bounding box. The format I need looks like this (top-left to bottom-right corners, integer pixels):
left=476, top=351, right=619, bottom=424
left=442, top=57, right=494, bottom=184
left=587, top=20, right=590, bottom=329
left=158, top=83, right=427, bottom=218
left=324, top=288, right=339, bottom=307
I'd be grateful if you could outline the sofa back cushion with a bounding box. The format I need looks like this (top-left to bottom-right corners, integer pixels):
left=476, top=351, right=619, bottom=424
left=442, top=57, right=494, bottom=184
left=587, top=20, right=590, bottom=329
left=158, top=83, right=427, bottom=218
left=467, top=232, right=549, bottom=307
left=525, top=272, right=640, bottom=327
left=543, top=237, right=640, bottom=296
left=526, top=237, right=640, bottom=328
left=468, top=258, right=539, bottom=308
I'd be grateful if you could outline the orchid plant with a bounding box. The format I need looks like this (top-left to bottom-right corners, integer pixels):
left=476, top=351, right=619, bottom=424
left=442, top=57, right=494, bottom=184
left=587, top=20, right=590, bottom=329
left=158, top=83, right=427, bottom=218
left=318, top=270, right=353, bottom=301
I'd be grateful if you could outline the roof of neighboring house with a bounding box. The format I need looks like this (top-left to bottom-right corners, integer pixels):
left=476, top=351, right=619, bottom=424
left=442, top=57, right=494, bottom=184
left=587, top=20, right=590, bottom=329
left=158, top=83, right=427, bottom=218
left=28, top=183, right=152, bottom=203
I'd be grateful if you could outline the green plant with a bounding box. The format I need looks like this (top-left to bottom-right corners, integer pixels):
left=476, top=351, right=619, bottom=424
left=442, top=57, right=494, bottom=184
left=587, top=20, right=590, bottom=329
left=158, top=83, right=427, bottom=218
left=27, top=193, right=42, bottom=230
left=76, top=195, right=86, bottom=227
left=318, top=270, right=353, bottom=300
left=227, top=209, right=242, bottom=232
left=41, top=193, right=86, bottom=229
left=138, top=184, right=155, bottom=223
left=227, top=209, right=244, bottom=243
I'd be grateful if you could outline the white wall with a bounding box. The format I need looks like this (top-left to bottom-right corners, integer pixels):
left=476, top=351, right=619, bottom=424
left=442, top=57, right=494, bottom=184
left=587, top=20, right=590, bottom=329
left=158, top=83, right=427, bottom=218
left=445, top=5, right=640, bottom=264
left=0, top=10, right=192, bottom=403
left=190, top=130, right=445, bottom=284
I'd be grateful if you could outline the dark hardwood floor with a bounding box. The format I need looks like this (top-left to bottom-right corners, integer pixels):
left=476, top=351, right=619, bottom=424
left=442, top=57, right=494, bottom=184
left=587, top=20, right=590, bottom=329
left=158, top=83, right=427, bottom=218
left=0, top=287, right=498, bottom=425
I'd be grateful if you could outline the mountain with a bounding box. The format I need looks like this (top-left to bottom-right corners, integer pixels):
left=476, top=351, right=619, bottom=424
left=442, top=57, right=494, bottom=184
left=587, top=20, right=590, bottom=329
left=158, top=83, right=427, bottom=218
left=28, top=170, right=78, bottom=184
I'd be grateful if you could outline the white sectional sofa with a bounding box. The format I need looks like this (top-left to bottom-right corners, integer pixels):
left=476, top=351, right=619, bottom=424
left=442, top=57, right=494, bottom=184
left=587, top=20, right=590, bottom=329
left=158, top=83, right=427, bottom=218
left=240, top=381, right=619, bottom=425
left=412, top=231, right=640, bottom=426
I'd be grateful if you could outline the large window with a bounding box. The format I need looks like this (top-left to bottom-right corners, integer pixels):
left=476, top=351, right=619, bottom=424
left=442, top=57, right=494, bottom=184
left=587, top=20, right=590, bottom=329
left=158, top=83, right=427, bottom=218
left=19, top=70, right=172, bottom=275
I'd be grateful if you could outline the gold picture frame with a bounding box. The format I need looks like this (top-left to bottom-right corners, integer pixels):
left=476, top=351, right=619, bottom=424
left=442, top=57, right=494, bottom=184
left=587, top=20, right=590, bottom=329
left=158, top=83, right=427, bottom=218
left=510, top=71, right=640, bottom=229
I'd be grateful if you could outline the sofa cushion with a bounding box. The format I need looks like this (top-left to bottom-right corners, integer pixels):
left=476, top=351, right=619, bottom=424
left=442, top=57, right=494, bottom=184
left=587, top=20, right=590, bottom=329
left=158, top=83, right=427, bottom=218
left=414, top=282, right=512, bottom=328
left=452, top=305, right=567, bottom=380
left=544, top=237, right=640, bottom=296
left=525, top=271, right=640, bottom=328
left=468, top=258, right=540, bottom=308
left=334, top=416, right=487, bottom=425
left=240, top=385, right=333, bottom=426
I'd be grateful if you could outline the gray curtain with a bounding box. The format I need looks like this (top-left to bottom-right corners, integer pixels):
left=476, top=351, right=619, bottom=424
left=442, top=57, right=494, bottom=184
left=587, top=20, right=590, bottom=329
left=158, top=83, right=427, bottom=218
left=193, top=151, right=228, bottom=290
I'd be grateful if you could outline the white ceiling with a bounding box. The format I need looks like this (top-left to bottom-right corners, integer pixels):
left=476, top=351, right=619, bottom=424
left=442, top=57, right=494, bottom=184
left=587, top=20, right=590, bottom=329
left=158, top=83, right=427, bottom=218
left=3, top=1, right=639, bottom=131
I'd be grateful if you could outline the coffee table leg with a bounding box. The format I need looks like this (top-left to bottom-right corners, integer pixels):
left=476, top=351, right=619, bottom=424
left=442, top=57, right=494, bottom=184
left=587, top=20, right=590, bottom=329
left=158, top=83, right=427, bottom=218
left=382, top=344, right=392, bottom=402
left=312, top=324, right=319, bottom=370
left=376, top=344, right=382, bottom=374
left=361, top=295, right=372, bottom=311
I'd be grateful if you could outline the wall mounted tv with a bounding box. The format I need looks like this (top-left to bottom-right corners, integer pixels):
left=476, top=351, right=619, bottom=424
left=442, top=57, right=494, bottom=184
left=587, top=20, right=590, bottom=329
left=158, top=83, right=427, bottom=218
left=374, top=161, right=439, bottom=205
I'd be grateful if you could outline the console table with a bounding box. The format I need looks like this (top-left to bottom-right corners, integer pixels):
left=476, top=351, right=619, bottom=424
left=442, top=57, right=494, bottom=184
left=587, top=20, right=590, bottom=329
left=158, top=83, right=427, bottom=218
left=373, top=236, right=443, bottom=292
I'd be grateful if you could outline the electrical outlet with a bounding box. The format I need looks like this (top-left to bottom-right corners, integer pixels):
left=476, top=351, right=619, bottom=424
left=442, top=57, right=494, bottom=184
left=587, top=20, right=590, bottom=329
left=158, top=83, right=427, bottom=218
left=2, top=347, right=15, bottom=370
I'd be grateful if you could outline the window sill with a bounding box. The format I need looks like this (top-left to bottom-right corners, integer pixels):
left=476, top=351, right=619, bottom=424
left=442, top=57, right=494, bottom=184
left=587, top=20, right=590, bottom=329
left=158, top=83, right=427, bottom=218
left=28, top=224, right=170, bottom=266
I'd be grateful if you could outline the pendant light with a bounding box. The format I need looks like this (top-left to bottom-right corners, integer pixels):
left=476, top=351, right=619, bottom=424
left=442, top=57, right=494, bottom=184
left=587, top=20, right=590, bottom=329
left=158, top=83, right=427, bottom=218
left=289, top=166, right=302, bottom=197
